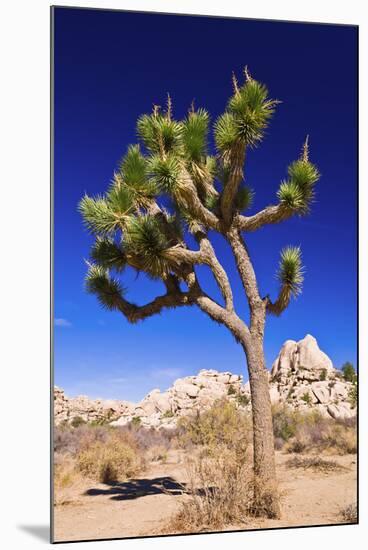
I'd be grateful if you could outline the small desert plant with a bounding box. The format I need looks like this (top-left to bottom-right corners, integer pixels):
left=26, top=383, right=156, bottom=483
left=227, top=384, right=236, bottom=395
left=54, top=454, right=85, bottom=506
left=340, top=502, right=357, bottom=523
left=341, top=362, right=357, bottom=383
left=178, top=398, right=251, bottom=455
left=286, top=387, right=294, bottom=401
left=301, top=392, right=312, bottom=405
left=319, top=369, right=327, bottom=381
left=165, top=445, right=253, bottom=533
left=348, top=383, right=357, bottom=408
left=272, top=406, right=357, bottom=455
left=272, top=405, right=298, bottom=442
left=131, top=416, right=142, bottom=427
left=90, top=417, right=110, bottom=427
left=70, top=415, right=86, bottom=428
left=286, top=413, right=357, bottom=455
left=77, top=434, right=142, bottom=483
left=161, top=409, right=174, bottom=419
left=54, top=424, right=110, bottom=455
left=236, top=393, right=250, bottom=407
left=285, top=456, right=346, bottom=474
left=323, top=423, right=357, bottom=455
left=145, top=445, right=168, bottom=463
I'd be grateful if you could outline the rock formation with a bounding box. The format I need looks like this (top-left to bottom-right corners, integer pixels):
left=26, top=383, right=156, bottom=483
left=268, top=334, right=356, bottom=420
left=54, top=334, right=356, bottom=428
left=54, top=386, right=134, bottom=426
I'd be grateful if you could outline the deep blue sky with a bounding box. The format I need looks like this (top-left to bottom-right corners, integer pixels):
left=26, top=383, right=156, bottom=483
left=53, top=8, right=357, bottom=401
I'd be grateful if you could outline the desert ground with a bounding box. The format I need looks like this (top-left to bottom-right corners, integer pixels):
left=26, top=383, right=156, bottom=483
left=54, top=448, right=356, bottom=542
left=53, top=352, right=357, bottom=542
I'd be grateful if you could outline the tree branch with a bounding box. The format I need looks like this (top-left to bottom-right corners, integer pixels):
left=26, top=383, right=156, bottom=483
left=116, top=290, right=197, bottom=324
left=195, top=232, right=234, bottom=311
left=220, top=145, right=246, bottom=224
left=227, top=227, right=261, bottom=308
left=226, top=226, right=266, bottom=337
left=161, top=245, right=205, bottom=265
left=235, top=204, right=293, bottom=232
left=182, top=269, right=249, bottom=344
left=264, top=289, right=292, bottom=317
left=177, top=168, right=220, bottom=231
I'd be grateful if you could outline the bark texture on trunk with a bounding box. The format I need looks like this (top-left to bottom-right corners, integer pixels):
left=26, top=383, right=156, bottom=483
left=245, top=336, right=280, bottom=519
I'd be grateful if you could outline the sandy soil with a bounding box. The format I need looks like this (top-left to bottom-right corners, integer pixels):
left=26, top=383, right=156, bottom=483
left=53, top=451, right=357, bottom=542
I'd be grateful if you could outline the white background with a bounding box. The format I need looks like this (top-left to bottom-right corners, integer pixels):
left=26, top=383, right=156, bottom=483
left=0, top=0, right=366, bottom=548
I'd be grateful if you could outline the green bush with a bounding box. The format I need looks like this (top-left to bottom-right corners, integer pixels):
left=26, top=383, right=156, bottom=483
left=236, top=394, right=250, bottom=407
left=348, top=384, right=357, bottom=408
left=319, top=369, right=327, bottom=381
left=342, top=362, right=357, bottom=383
left=131, top=416, right=142, bottom=427
left=301, top=392, right=312, bottom=405
left=227, top=384, right=236, bottom=395
left=161, top=409, right=174, bottom=419
left=272, top=405, right=298, bottom=442
left=70, top=416, right=86, bottom=428
left=178, top=398, right=251, bottom=455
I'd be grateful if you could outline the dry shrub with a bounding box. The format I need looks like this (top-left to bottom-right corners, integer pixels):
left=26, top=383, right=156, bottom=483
left=166, top=445, right=253, bottom=533
left=340, top=502, right=358, bottom=523
left=286, top=420, right=357, bottom=455
left=322, top=422, right=357, bottom=454
left=54, top=424, right=109, bottom=455
left=285, top=456, right=347, bottom=474
left=54, top=454, right=84, bottom=506
left=124, top=425, right=174, bottom=453
left=145, top=445, right=168, bottom=463
left=177, top=398, right=251, bottom=454
left=165, top=400, right=258, bottom=533
left=272, top=405, right=357, bottom=455
left=77, top=433, right=143, bottom=483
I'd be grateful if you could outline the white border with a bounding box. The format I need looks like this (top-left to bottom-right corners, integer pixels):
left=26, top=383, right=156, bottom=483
left=1, top=1, right=366, bottom=548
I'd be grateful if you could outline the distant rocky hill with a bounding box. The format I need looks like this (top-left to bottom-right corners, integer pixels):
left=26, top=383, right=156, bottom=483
left=54, top=334, right=356, bottom=428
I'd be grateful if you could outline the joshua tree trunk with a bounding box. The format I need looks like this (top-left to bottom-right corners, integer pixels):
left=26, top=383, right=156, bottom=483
left=244, top=335, right=280, bottom=518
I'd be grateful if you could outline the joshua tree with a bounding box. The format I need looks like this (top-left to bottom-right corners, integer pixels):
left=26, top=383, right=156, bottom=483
left=79, top=69, right=320, bottom=517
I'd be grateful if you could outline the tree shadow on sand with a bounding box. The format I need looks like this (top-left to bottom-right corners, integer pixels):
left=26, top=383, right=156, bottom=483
left=84, top=476, right=188, bottom=501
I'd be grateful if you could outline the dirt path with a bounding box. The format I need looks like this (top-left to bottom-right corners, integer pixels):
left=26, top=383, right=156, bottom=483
left=53, top=451, right=357, bottom=542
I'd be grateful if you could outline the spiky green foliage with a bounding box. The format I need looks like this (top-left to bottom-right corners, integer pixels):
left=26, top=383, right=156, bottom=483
left=90, top=238, right=127, bottom=272
left=228, top=80, right=277, bottom=146
left=79, top=195, right=120, bottom=235
left=85, top=263, right=124, bottom=310
left=215, top=78, right=277, bottom=157
left=214, top=112, right=238, bottom=154
left=147, top=154, right=181, bottom=193
left=137, top=112, right=183, bottom=154
left=117, top=145, right=158, bottom=203
left=288, top=158, right=320, bottom=188
left=106, top=184, right=135, bottom=216
left=204, top=194, right=219, bottom=211
left=268, top=246, right=304, bottom=316
left=182, top=108, right=209, bottom=162
left=119, top=145, right=147, bottom=186
left=234, top=185, right=254, bottom=211
left=123, top=215, right=172, bottom=277
left=277, top=246, right=304, bottom=297
left=277, top=180, right=305, bottom=210
left=277, top=147, right=320, bottom=213
left=79, top=69, right=319, bottom=331
left=205, top=155, right=217, bottom=179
